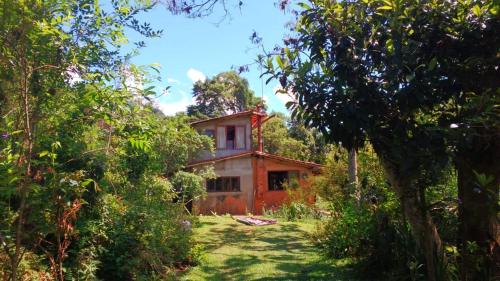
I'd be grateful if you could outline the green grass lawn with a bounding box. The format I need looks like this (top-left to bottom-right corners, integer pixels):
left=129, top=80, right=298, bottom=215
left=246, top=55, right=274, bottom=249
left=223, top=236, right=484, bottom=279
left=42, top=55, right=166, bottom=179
left=180, top=215, right=358, bottom=281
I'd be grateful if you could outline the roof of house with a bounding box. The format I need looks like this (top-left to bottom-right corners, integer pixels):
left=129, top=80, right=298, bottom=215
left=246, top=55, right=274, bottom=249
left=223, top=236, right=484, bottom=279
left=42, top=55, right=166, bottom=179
left=190, top=109, right=267, bottom=126
left=253, top=151, right=324, bottom=169
left=187, top=151, right=253, bottom=167
left=186, top=151, right=323, bottom=169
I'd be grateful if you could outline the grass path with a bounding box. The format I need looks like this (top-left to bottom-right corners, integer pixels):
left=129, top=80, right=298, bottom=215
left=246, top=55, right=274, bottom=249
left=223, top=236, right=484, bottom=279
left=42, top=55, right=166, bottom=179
left=181, top=215, right=357, bottom=281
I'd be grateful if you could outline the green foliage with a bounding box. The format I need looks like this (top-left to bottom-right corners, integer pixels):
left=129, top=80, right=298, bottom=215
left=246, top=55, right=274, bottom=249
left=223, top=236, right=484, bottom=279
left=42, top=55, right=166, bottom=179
left=187, top=71, right=264, bottom=119
left=94, top=176, right=195, bottom=280
left=312, top=198, right=423, bottom=280
left=257, top=112, right=328, bottom=163
left=312, top=147, right=348, bottom=205
left=312, top=145, right=460, bottom=279
left=258, top=112, right=310, bottom=160
left=288, top=119, right=329, bottom=163
left=0, top=0, right=215, bottom=279
left=172, top=170, right=206, bottom=204
left=314, top=145, right=391, bottom=206
left=264, top=202, right=320, bottom=221
left=264, top=0, right=499, bottom=279
left=311, top=145, right=416, bottom=279
left=312, top=201, right=376, bottom=259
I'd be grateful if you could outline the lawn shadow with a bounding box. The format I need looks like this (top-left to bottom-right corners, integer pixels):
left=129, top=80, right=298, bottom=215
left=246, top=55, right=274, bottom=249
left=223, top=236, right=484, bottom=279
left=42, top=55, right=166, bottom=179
left=183, top=218, right=361, bottom=281
left=198, top=221, right=218, bottom=226
left=241, top=223, right=313, bottom=254
left=188, top=254, right=261, bottom=281
left=250, top=259, right=358, bottom=281
left=199, top=223, right=253, bottom=253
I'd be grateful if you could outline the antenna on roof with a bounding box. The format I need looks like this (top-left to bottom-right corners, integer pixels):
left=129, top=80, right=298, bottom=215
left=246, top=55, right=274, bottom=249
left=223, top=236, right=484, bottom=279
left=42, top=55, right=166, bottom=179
left=260, top=65, right=264, bottom=106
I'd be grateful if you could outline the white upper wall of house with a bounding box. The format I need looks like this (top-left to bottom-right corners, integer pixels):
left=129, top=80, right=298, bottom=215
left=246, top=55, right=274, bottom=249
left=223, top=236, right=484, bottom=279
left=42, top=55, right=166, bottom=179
left=192, top=115, right=253, bottom=161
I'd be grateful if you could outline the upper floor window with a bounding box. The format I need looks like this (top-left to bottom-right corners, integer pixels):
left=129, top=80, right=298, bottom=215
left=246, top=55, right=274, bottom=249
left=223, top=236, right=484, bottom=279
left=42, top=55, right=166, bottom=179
left=217, top=125, right=245, bottom=150
left=227, top=126, right=236, bottom=149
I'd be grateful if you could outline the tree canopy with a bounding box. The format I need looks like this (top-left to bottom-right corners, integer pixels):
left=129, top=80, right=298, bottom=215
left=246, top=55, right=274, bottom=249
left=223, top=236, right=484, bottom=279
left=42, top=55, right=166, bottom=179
left=0, top=0, right=214, bottom=279
left=259, top=112, right=329, bottom=163
left=264, top=0, right=499, bottom=279
left=187, top=71, right=264, bottom=119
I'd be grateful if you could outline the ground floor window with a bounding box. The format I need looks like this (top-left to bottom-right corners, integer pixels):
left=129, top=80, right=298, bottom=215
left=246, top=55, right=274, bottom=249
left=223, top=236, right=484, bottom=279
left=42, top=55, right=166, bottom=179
left=206, top=177, right=241, bottom=192
left=268, top=171, right=299, bottom=191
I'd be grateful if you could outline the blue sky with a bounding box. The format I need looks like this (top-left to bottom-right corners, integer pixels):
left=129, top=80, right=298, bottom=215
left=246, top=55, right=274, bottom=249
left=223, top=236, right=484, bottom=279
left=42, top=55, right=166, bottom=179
left=124, top=1, right=296, bottom=115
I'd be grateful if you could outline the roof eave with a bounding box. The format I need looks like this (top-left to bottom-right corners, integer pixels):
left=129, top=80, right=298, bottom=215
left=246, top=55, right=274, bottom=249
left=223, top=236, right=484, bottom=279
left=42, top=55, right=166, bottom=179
left=190, top=110, right=266, bottom=126
left=252, top=151, right=324, bottom=169
left=186, top=151, right=253, bottom=167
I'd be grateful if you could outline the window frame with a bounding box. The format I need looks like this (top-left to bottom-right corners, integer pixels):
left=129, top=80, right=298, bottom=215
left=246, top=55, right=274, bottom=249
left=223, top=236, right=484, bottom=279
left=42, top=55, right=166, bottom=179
left=216, top=125, right=246, bottom=150
left=226, top=125, right=236, bottom=149
left=267, top=170, right=301, bottom=191
left=206, top=176, right=241, bottom=192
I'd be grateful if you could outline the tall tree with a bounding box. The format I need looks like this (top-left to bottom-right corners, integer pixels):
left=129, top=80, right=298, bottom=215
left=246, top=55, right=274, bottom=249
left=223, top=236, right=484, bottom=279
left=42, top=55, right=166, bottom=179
left=259, top=112, right=311, bottom=161
left=187, top=71, right=264, bottom=118
left=264, top=0, right=499, bottom=279
left=288, top=118, right=329, bottom=163
left=0, top=0, right=215, bottom=279
left=0, top=1, right=152, bottom=278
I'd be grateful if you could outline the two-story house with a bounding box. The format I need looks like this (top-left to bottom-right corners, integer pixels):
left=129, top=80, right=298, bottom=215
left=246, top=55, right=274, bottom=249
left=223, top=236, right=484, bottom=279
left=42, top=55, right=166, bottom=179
left=187, top=107, right=322, bottom=215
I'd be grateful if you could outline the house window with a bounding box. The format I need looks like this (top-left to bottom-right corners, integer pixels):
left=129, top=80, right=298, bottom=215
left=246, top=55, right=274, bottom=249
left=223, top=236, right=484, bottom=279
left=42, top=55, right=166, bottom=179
left=226, top=126, right=235, bottom=149
left=216, top=126, right=246, bottom=150
left=268, top=171, right=300, bottom=191
left=206, top=177, right=241, bottom=192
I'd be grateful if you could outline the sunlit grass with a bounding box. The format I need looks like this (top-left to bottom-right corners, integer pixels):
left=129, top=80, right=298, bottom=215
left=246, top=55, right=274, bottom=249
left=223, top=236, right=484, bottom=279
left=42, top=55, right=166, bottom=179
left=180, top=215, right=357, bottom=281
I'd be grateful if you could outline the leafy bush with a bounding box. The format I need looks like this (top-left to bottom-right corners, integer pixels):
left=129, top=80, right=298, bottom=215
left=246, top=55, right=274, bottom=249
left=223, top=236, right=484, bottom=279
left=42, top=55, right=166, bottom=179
left=312, top=201, right=374, bottom=258
left=67, top=175, right=198, bottom=280
left=0, top=0, right=220, bottom=279
left=312, top=146, right=460, bottom=280
left=264, top=201, right=320, bottom=221
left=312, top=198, right=427, bottom=280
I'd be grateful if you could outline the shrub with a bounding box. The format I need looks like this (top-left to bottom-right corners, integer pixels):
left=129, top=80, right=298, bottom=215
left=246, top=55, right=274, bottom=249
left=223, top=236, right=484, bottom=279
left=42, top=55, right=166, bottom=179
left=311, top=146, right=428, bottom=279
left=311, top=198, right=423, bottom=280
left=312, top=146, right=460, bottom=280
left=312, top=201, right=374, bottom=258
left=264, top=201, right=322, bottom=221
left=93, top=175, right=195, bottom=280
left=61, top=174, right=197, bottom=280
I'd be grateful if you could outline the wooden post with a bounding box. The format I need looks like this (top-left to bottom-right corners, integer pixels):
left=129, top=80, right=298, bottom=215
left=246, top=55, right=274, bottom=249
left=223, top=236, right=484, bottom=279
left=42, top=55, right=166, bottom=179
left=257, top=115, right=263, bottom=152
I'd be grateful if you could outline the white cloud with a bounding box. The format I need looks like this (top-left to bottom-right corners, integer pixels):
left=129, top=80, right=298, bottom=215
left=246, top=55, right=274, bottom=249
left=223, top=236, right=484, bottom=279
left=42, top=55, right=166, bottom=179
left=155, top=98, right=190, bottom=116
left=273, top=84, right=295, bottom=105
left=187, top=68, right=206, bottom=83
left=167, top=77, right=180, bottom=84
left=153, top=90, right=194, bottom=116
left=262, top=94, right=270, bottom=103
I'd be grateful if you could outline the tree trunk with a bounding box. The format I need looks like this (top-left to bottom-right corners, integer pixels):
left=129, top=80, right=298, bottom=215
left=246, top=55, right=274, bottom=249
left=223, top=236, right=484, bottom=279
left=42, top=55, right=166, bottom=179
left=348, top=148, right=360, bottom=203
left=10, top=52, right=34, bottom=281
left=381, top=159, right=443, bottom=281
left=456, top=133, right=499, bottom=281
